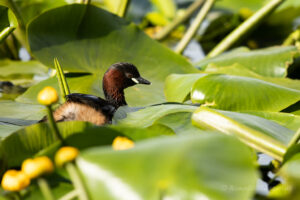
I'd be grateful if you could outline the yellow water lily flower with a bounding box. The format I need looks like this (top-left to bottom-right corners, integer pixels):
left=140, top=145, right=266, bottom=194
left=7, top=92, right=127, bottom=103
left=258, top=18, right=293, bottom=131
left=55, top=146, right=79, bottom=167
left=37, top=86, right=58, bottom=106
left=22, top=156, right=54, bottom=179
left=112, top=136, right=135, bottom=150
left=1, top=170, right=30, bottom=191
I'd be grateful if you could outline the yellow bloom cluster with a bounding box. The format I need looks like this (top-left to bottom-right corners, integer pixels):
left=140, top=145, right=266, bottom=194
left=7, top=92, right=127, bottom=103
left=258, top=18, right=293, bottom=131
left=1, top=170, right=30, bottom=192
left=22, top=156, right=54, bottom=179
left=1, top=156, right=54, bottom=192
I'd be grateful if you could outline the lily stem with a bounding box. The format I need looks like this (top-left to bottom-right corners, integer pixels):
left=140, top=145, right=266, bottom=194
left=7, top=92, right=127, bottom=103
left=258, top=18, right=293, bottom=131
left=58, top=190, right=78, bottom=200
left=175, top=0, right=215, bottom=54
left=0, top=27, right=16, bottom=44
left=37, top=178, right=55, bottom=200
left=46, top=106, right=64, bottom=144
left=207, top=0, right=285, bottom=58
left=65, top=163, right=89, bottom=200
left=154, top=0, right=204, bottom=40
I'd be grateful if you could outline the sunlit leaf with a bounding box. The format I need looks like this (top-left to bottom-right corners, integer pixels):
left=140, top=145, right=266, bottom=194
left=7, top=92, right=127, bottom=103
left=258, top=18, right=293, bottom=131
left=164, top=73, right=206, bottom=102
left=192, top=107, right=290, bottom=160
left=191, top=74, right=300, bottom=111
left=195, top=46, right=298, bottom=78
left=0, top=121, right=93, bottom=169
left=117, top=104, right=200, bottom=135
left=204, top=64, right=300, bottom=91
left=77, top=134, right=258, bottom=200
left=0, top=59, right=48, bottom=77
left=117, top=104, right=196, bottom=127
left=25, top=4, right=197, bottom=106
left=241, top=111, right=300, bottom=132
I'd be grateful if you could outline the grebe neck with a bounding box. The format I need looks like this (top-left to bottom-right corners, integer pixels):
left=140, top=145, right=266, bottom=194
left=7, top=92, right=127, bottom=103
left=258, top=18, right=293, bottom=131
left=102, top=68, right=127, bottom=108
left=103, top=88, right=127, bottom=108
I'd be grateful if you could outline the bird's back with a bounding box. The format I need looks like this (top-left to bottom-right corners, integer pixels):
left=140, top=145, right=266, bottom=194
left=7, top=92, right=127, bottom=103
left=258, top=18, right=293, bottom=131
left=41, top=93, right=116, bottom=125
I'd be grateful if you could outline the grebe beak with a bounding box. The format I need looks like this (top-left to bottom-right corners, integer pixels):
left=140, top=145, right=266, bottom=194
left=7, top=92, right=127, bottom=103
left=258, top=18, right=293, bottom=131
left=132, top=77, right=151, bottom=85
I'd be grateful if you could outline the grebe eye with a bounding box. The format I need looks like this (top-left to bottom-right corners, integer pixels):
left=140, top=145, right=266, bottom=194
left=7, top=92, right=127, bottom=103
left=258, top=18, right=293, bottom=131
left=125, top=73, right=133, bottom=78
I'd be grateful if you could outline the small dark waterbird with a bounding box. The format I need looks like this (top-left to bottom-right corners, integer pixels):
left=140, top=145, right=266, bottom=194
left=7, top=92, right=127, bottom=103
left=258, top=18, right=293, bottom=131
left=40, top=62, right=150, bottom=125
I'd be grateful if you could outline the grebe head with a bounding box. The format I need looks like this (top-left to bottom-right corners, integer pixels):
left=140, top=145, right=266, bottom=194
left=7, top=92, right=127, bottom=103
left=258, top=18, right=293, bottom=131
left=102, top=62, right=151, bottom=107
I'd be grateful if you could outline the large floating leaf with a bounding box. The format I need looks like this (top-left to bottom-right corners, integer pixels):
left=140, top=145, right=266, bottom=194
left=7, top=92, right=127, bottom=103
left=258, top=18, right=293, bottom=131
left=241, top=111, right=300, bottom=132
left=118, top=104, right=197, bottom=127
left=0, top=101, right=45, bottom=137
left=204, top=64, right=300, bottom=91
left=0, top=121, right=93, bottom=169
left=26, top=4, right=197, bottom=106
left=77, top=134, right=258, bottom=200
left=117, top=104, right=200, bottom=135
left=196, top=46, right=298, bottom=78
left=164, top=73, right=206, bottom=102
left=192, top=107, right=291, bottom=160
left=0, top=59, right=48, bottom=77
left=165, top=64, right=300, bottom=104
left=0, top=119, right=175, bottom=171
left=191, top=74, right=300, bottom=112
left=278, top=153, right=300, bottom=198
left=153, top=112, right=202, bottom=135
left=0, top=124, right=22, bottom=138
left=0, top=101, right=45, bottom=120
left=0, top=0, right=69, bottom=25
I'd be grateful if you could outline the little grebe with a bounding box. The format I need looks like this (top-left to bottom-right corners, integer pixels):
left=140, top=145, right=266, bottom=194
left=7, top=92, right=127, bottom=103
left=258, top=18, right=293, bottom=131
left=40, top=62, right=150, bottom=125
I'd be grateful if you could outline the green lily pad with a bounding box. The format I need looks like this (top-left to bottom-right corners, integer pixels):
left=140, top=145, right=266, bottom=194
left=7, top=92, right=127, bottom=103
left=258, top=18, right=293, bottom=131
left=280, top=153, right=300, bottom=197
left=154, top=112, right=203, bottom=135
left=117, top=104, right=202, bottom=135
left=117, top=104, right=197, bottom=127
left=164, top=64, right=300, bottom=104
left=0, top=0, right=69, bottom=25
left=195, top=46, right=298, bottom=78
left=0, top=100, right=45, bottom=120
left=204, top=64, right=300, bottom=91
left=0, top=121, right=93, bottom=169
left=241, top=111, right=300, bottom=132
left=191, top=74, right=300, bottom=112
left=192, top=107, right=290, bottom=160
left=0, top=59, right=48, bottom=77
left=0, top=101, right=45, bottom=138
left=77, top=134, right=258, bottom=200
left=164, top=73, right=206, bottom=102
left=25, top=4, right=197, bottom=106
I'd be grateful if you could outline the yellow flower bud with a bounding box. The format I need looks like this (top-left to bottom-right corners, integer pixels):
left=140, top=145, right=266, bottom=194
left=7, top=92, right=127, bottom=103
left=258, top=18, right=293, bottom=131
left=55, top=146, right=79, bottom=167
left=22, top=156, right=54, bottom=179
left=1, top=170, right=30, bottom=191
left=112, top=136, right=134, bottom=151
left=37, top=86, right=58, bottom=106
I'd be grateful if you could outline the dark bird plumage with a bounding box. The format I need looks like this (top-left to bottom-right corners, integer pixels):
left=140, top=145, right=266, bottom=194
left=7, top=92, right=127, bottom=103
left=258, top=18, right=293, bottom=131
left=40, top=62, right=150, bottom=125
